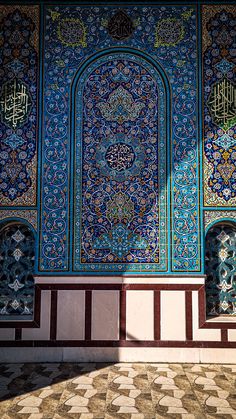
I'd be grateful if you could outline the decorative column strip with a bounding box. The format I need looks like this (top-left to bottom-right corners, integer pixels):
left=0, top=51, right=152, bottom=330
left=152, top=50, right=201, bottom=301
left=185, top=291, right=193, bottom=340
left=15, top=328, right=22, bottom=341
left=119, top=290, right=126, bottom=340
left=50, top=290, right=58, bottom=340
left=198, top=286, right=206, bottom=327
left=154, top=291, right=161, bottom=340
left=221, top=329, right=228, bottom=342
left=85, top=290, right=92, bottom=340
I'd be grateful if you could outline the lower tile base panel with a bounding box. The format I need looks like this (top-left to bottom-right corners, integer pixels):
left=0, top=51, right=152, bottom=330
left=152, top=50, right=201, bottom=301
left=1, top=347, right=236, bottom=363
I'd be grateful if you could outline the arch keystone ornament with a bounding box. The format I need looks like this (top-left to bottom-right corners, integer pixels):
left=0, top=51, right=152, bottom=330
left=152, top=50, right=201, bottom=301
left=107, top=10, right=134, bottom=40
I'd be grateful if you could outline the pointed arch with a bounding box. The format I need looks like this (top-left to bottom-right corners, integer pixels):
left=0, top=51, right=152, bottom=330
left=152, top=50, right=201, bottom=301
left=70, top=49, right=170, bottom=273
left=205, top=221, right=236, bottom=316
left=0, top=221, right=36, bottom=318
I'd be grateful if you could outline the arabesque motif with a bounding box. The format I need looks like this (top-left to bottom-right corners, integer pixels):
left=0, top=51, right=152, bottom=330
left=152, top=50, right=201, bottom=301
left=204, top=210, right=236, bottom=230
left=0, top=6, right=39, bottom=205
left=203, top=7, right=236, bottom=205
left=74, top=56, right=167, bottom=272
left=205, top=224, right=236, bottom=315
left=154, top=18, right=184, bottom=48
left=97, top=86, right=145, bottom=124
left=41, top=5, right=199, bottom=272
left=58, top=17, right=87, bottom=47
left=0, top=223, right=35, bottom=317
left=0, top=210, right=37, bottom=231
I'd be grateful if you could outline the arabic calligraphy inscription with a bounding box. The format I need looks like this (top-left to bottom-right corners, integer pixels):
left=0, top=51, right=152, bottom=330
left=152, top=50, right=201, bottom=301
left=107, top=10, right=134, bottom=40
left=0, top=79, right=32, bottom=130
left=208, top=78, right=236, bottom=130
left=105, top=143, right=135, bottom=172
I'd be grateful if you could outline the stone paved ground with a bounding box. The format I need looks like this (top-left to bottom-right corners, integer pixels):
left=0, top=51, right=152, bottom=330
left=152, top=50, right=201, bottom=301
left=0, top=363, right=236, bottom=418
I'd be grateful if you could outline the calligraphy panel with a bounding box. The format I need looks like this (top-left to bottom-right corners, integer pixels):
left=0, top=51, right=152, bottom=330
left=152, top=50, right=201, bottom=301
left=73, top=55, right=167, bottom=272
left=0, top=6, right=39, bottom=206
left=203, top=5, right=236, bottom=206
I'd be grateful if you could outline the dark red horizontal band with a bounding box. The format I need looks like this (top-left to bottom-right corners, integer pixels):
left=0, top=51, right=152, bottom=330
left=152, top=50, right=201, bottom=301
left=0, top=339, right=235, bottom=348
left=38, top=283, right=202, bottom=291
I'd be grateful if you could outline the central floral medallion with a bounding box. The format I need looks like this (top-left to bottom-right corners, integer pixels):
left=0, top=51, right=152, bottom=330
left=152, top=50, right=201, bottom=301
left=96, top=134, right=146, bottom=182
left=105, top=142, right=135, bottom=172
left=97, top=86, right=145, bottom=124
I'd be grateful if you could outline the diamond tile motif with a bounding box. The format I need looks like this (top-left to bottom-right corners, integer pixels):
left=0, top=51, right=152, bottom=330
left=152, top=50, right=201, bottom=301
left=12, top=248, right=23, bottom=261
left=12, top=229, right=25, bottom=243
left=215, top=59, right=235, bottom=75
left=3, top=134, right=25, bottom=150
left=6, top=58, right=25, bottom=74
left=213, top=133, right=236, bottom=150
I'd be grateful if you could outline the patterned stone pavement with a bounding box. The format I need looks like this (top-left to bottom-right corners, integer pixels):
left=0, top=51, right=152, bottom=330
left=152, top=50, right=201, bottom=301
left=0, top=363, right=236, bottom=418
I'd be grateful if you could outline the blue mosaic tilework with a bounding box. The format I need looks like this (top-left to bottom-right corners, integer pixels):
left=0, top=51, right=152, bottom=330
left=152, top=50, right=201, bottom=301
left=74, top=54, right=167, bottom=272
left=0, top=223, right=35, bottom=317
left=41, top=5, right=199, bottom=272
left=0, top=6, right=39, bottom=206
left=203, top=6, right=236, bottom=206
left=205, top=224, right=236, bottom=315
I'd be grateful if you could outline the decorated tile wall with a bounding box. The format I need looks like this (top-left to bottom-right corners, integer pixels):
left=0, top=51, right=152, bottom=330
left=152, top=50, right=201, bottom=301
left=74, top=53, right=167, bottom=272
left=202, top=5, right=236, bottom=206
left=0, top=6, right=39, bottom=206
left=204, top=210, right=236, bottom=231
left=2, top=3, right=235, bottom=275
left=41, top=5, right=200, bottom=273
left=0, top=209, right=37, bottom=231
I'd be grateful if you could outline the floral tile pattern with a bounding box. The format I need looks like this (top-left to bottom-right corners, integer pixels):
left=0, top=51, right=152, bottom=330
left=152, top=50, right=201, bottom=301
left=0, top=6, right=39, bottom=206
left=40, top=5, right=199, bottom=272
left=1, top=363, right=236, bottom=418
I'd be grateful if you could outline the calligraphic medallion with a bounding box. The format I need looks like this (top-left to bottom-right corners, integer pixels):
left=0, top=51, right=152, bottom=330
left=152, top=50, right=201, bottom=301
left=107, top=10, right=134, bottom=40
left=0, top=79, right=32, bottom=129
left=207, top=79, right=236, bottom=131
left=154, top=18, right=184, bottom=48
left=57, top=18, right=87, bottom=47
left=105, top=143, right=135, bottom=172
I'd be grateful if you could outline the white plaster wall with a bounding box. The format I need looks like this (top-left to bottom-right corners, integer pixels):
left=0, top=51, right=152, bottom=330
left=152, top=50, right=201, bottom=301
left=161, top=290, right=186, bottom=340
left=228, top=330, right=236, bottom=341
left=126, top=290, right=154, bottom=340
left=192, top=291, right=221, bottom=341
left=57, top=290, right=85, bottom=340
left=92, top=290, right=119, bottom=340
left=0, top=329, right=15, bottom=340
left=22, top=290, right=51, bottom=340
